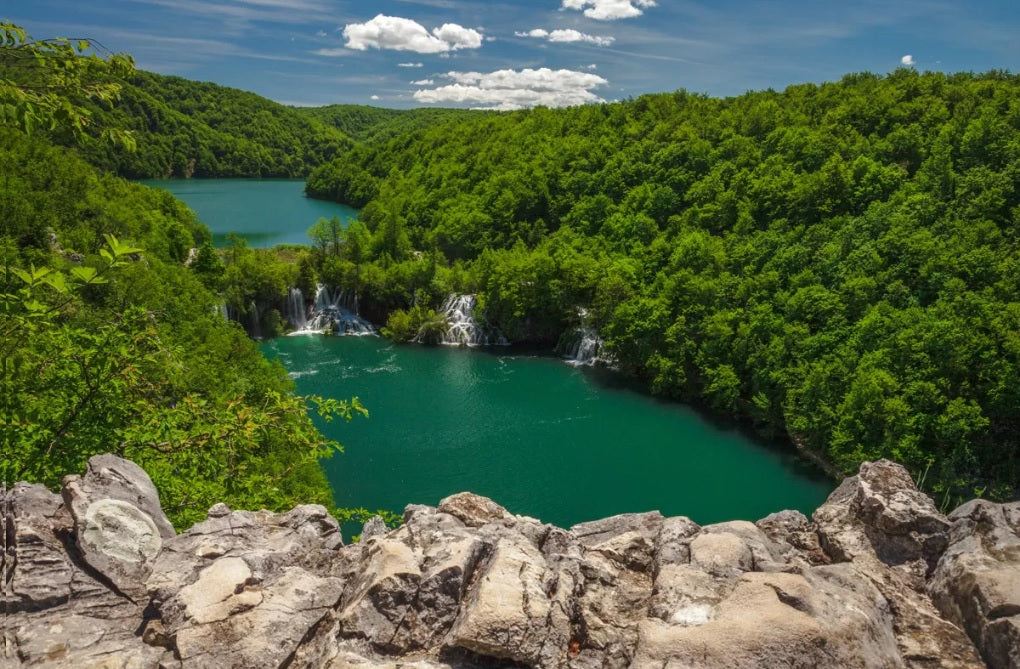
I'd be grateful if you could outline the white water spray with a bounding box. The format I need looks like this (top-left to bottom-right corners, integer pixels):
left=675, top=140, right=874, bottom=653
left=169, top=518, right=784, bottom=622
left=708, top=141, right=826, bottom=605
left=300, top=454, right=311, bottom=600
left=289, top=284, right=375, bottom=336
left=439, top=294, right=509, bottom=346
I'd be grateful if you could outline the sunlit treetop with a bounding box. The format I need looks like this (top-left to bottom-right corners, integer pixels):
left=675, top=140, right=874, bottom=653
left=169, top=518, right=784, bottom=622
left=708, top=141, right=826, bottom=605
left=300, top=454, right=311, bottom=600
left=0, top=21, right=135, bottom=148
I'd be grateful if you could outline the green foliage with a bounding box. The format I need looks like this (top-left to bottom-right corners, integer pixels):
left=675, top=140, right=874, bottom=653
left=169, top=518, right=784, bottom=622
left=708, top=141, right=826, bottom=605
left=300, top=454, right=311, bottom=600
left=298, top=104, right=485, bottom=144
left=306, top=71, right=1020, bottom=503
left=382, top=303, right=448, bottom=344
left=0, top=120, right=365, bottom=528
left=65, top=70, right=352, bottom=178
left=0, top=21, right=135, bottom=147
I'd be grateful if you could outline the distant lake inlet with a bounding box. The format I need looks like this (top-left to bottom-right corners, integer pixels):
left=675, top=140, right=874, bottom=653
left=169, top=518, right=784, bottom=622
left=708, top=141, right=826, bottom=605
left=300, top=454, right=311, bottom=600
left=141, top=178, right=358, bottom=248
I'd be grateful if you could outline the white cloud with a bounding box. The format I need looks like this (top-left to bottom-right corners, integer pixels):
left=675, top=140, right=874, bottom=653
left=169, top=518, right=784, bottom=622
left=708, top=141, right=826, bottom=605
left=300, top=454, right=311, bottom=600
left=901, top=54, right=915, bottom=66
left=561, top=0, right=656, bottom=20
left=413, top=67, right=608, bottom=110
left=343, top=14, right=483, bottom=53
left=432, top=23, right=484, bottom=49
left=370, top=95, right=381, bottom=100
left=411, top=78, right=435, bottom=85
left=315, top=30, right=327, bottom=38
left=516, top=28, right=614, bottom=46
left=398, top=62, right=424, bottom=67
left=586, top=63, right=598, bottom=70
left=314, top=48, right=350, bottom=57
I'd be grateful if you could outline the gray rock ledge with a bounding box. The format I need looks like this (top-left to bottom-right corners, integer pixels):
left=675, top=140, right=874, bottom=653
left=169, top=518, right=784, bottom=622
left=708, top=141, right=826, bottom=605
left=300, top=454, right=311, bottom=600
left=2, top=455, right=1017, bottom=668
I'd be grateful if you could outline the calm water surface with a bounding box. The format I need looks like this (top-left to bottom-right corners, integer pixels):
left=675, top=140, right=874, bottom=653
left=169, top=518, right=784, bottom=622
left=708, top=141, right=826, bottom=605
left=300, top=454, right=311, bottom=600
left=263, top=335, right=834, bottom=529
left=141, top=179, right=358, bottom=247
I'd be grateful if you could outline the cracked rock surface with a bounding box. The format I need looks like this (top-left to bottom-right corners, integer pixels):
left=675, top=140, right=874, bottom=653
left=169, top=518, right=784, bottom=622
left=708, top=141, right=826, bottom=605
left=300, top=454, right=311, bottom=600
left=1, top=455, right=1014, bottom=668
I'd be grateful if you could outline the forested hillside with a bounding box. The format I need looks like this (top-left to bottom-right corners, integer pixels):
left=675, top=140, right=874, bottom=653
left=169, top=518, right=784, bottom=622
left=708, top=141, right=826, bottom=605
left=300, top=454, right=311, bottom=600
left=298, top=104, right=485, bottom=144
left=70, top=71, right=353, bottom=178
left=0, top=128, right=368, bottom=527
left=304, top=70, right=1020, bottom=504
left=1, top=24, right=364, bottom=526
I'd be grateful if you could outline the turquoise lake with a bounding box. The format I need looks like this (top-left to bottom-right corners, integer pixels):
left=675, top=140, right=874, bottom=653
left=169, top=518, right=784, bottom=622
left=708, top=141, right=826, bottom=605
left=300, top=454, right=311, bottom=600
left=155, top=177, right=835, bottom=528
left=141, top=179, right=359, bottom=248
left=263, top=335, right=834, bottom=529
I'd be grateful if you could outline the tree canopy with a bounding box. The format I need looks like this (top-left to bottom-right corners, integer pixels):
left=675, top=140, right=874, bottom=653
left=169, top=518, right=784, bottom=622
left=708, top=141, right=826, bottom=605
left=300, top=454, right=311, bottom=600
left=303, top=70, right=1020, bottom=505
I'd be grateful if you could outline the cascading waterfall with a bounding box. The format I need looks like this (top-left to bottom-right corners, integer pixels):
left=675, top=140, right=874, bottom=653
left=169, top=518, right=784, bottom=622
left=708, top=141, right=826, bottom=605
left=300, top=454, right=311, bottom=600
left=284, top=287, right=307, bottom=331
left=290, top=283, right=375, bottom=336
left=563, top=308, right=611, bottom=366
left=563, top=327, right=607, bottom=366
left=248, top=300, right=262, bottom=340
left=439, top=294, right=509, bottom=346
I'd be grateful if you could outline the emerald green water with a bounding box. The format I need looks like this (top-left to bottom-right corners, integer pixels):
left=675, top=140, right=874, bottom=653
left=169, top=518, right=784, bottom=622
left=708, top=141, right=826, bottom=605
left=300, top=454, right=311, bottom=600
left=141, top=179, right=358, bottom=248
left=263, top=335, right=834, bottom=528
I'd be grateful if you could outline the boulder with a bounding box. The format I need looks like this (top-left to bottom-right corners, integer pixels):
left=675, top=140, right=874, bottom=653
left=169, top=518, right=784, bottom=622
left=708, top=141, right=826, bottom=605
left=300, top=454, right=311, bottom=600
left=3, top=480, right=165, bottom=668
left=814, top=459, right=950, bottom=570
left=61, top=454, right=173, bottom=600
left=929, top=499, right=1020, bottom=668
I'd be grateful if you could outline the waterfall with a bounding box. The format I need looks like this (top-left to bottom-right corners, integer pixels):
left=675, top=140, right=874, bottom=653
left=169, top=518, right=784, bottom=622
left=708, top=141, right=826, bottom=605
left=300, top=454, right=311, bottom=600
left=248, top=301, right=262, bottom=340
left=290, top=283, right=376, bottom=336
left=284, top=287, right=307, bottom=331
left=563, top=308, right=612, bottom=366
left=439, top=294, right=509, bottom=347
left=563, top=327, right=607, bottom=366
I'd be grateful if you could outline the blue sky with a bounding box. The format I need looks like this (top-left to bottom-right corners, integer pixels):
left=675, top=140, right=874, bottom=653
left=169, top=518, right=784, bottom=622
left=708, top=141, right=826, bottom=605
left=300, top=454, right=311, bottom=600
left=6, top=0, right=1018, bottom=109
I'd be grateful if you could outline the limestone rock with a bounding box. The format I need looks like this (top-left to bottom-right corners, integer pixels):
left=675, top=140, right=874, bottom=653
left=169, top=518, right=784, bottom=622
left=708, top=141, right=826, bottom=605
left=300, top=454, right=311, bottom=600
left=61, top=454, right=173, bottom=599
left=147, top=503, right=346, bottom=668
left=814, top=459, right=950, bottom=569
left=1, top=456, right=1001, bottom=669
left=929, top=499, right=1020, bottom=668
left=71, top=454, right=176, bottom=539
left=4, top=479, right=165, bottom=668
left=632, top=566, right=903, bottom=668
left=437, top=491, right=511, bottom=527
left=360, top=515, right=388, bottom=540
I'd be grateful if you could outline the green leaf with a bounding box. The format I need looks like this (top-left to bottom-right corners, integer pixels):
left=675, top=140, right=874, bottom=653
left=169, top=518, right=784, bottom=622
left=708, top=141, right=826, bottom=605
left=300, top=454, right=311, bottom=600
left=70, top=266, right=106, bottom=284
left=40, top=271, right=68, bottom=294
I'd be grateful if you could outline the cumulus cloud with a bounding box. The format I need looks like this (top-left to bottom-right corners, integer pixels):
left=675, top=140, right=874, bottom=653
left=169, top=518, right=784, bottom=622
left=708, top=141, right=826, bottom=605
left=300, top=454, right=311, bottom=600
left=413, top=67, right=608, bottom=110
left=561, top=0, right=656, bottom=20
left=901, top=54, right=915, bottom=66
left=370, top=95, right=380, bottom=100
left=343, top=14, right=483, bottom=53
left=398, top=62, right=424, bottom=67
left=515, top=28, right=614, bottom=46
left=563, top=0, right=656, bottom=20
left=411, top=78, right=435, bottom=85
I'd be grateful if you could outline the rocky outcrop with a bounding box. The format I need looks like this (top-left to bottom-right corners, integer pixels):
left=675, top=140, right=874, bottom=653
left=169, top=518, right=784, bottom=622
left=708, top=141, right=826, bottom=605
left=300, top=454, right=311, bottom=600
left=928, top=499, right=1020, bottom=669
left=1, top=455, right=1015, bottom=668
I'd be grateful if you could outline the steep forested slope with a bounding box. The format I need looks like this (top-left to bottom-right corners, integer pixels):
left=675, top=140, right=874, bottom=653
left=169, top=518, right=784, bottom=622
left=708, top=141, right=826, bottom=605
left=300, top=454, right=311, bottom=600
left=1, top=128, right=356, bottom=526
left=70, top=71, right=352, bottom=178
left=304, top=70, right=1020, bottom=504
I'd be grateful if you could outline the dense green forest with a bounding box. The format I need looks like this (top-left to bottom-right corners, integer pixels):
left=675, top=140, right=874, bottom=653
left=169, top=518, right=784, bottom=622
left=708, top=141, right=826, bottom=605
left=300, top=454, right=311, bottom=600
left=298, top=104, right=485, bottom=144
left=66, top=71, right=353, bottom=178
left=302, top=70, right=1020, bottom=504
left=0, top=25, right=364, bottom=527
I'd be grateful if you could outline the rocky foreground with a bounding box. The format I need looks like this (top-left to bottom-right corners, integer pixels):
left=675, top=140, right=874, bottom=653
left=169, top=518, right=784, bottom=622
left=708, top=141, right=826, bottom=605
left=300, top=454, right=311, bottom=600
left=2, top=456, right=1018, bottom=668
